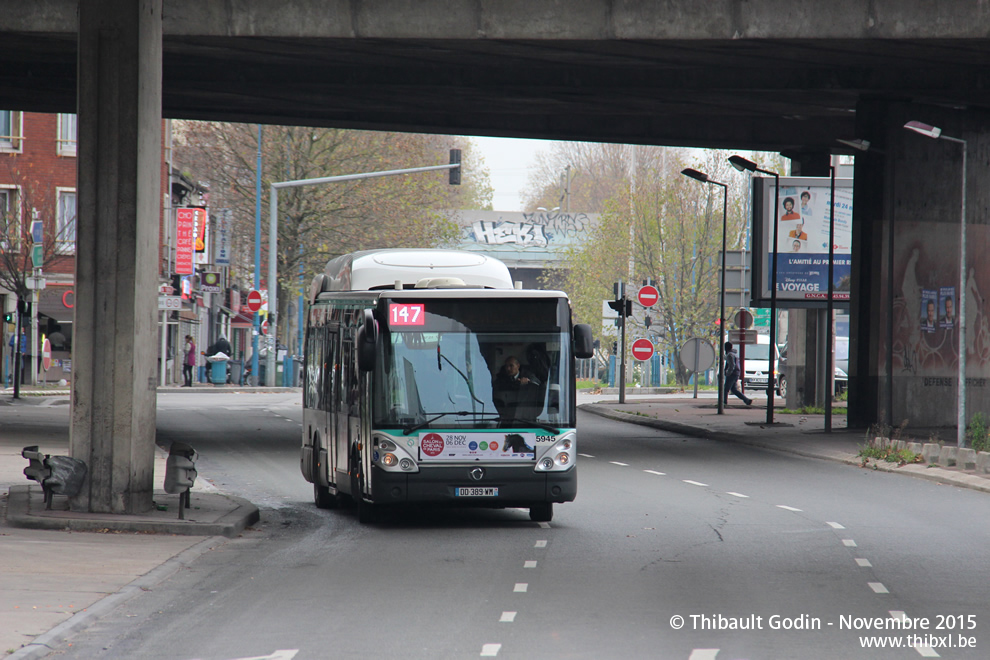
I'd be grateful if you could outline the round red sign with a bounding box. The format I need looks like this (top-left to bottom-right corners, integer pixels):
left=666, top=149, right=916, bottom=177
left=247, top=289, right=263, bottom=312
left=42, top=338, right=52, bottom=371
left=637, top=285, right=660, bottom=308
left=421, top=433, right=445, bottom=457
left=631, top=338, right=655, bottom=362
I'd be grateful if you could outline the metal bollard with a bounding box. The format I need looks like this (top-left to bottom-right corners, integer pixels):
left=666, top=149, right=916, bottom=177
left=164, top=442, right=198, bottom=519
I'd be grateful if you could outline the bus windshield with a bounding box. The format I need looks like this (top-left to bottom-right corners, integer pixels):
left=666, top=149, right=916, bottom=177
left=373, top=298, right=575, bottom=431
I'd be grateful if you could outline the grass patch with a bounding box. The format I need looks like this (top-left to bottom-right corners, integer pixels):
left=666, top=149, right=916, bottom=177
left=859, top=420, right=922, bottom=466
left=778, top=406, right=847, bottom=415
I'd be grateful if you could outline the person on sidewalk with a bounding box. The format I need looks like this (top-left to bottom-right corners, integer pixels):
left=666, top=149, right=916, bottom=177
left=182, top=335, right=196, bottom=387
left=723, top=341, right=752, bottom=406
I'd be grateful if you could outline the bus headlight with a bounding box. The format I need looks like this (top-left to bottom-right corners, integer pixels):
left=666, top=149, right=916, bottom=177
left=399, top=458, right=414, bottom=471
left=382, top=453, right=397, bottom=467
left=373, top=434, right=419, bottom=472
left=541, top=458, right=554, bottom=470
left=535, top=433, right=576, bottom=472
left=557, top=453, right=570, bottom=466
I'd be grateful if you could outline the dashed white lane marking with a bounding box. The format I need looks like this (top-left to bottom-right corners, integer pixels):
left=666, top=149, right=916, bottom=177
left=868, top=582, right=889, bottom=594
left=776, top=505, right=802, bottom=512
left=480, top=643, right=502, bottom=656
left=535, top=540, right=547, bottom=548
left=524, top=560, right=537, bottom=568
left=579, top=453, right=595, bottom=458
left=890, top=611, right=908, bottom=622
left=842, top=539, right=857, bottom=547
left=500, top=611, right=517, bottom=623
left=826, top=521, right=845, bottom=529
left=610, top=461, right=629, bottom=466
left=538, top=522, right=550, bottom=529
left=643, top=469, right=666, bottom=476
left=683, top=480, right=708, bottom=487
left=688, top=650, right=719, bottom=660
left=855, top=558, right=872, bottom=567
left=726, top=492, right=749, bottom=498
left=915, top=646, right=940, bottom=657
left=513, top=583, right=528, bottom=593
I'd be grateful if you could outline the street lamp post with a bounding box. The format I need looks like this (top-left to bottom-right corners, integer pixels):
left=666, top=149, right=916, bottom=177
left=729, top=155, right=781, bottom=424
left=904, top=120, right=968, bottom=447
left=681, top=167, right=729, bottom=415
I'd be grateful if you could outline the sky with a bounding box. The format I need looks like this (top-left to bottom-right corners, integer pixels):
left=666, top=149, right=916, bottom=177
left=470, top=136, right=553, bottom=212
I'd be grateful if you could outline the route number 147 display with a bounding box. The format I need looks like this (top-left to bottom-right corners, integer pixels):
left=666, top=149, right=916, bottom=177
left=389, top=303, right=425, bottom=326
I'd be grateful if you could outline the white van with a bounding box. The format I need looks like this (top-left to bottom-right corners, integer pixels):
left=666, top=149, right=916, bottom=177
left=740, top=334, right=783, bottom=397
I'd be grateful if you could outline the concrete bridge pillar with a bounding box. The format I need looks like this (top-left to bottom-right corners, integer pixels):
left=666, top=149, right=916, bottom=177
left=70, top=0, right=162, bottom=514
left=849, top=100, right=990, bottom=434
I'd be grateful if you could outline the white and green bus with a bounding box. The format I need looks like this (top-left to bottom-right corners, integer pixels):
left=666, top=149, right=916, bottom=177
left=300, top=249, right=594, bottom=523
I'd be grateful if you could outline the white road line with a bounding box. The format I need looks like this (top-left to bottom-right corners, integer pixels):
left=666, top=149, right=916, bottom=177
left=683, top=480, right=708, bottom=487
left=868, top=582, right=889, bottom=594
left=524, top=560, right=537, bottom=568
left=579, top=453, right=595, bottom=458
left=776, top=505, right=802, bottom=512
left=610, top=461, right=629, bottom=466
left=480, top=643, right=502, bottom=657
left=643, top=469, right=666, bottom=476
left=826, top=521, right=845, bottom=529
left=500, top=611, right=517, bottom=623
left=513, top=583, right=528, bottom=592
left=855, top=558, right=872, bottom=567
left=842, top=539, right=857, bottom=547
left=914, top=646, right=940, bottom=657
left=535, top=540, right=547, bottom=548
left=538, top=522, right=551, bottom=529
left=688, top=650, right=719, bottom=660
left=890, top=611, right=908, bottom=622
left=725, top=492, right=749, bottom=498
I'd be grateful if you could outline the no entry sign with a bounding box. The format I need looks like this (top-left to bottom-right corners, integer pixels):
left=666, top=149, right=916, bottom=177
left=247, top=289, right=263, bottom=312
left=631, top=338, right=655, bottom=361
left=637, top=285, right=660, bottom=308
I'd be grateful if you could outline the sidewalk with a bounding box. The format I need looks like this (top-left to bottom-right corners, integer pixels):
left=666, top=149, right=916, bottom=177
left=1, top=422, right=260, bottom=659
left=579, top=395, right=990, bottom=495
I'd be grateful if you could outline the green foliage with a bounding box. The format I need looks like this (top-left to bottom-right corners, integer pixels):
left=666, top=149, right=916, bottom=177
left=966, top=412, right=990, bottom=452
left=858, top=435, right=923, bottom=466
left=778, top=406, right=847, bottom=415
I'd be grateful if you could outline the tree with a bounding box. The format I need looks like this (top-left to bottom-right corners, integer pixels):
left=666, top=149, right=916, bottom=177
left=552, top=146, right=758, bottom=385
left=0, top=162, right=76, bottom=393
left=172, top=122, right=491, bottom=352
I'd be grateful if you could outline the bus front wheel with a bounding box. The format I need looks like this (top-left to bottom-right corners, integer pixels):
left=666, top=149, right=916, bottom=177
left=529, top=503, right=553, bottom=522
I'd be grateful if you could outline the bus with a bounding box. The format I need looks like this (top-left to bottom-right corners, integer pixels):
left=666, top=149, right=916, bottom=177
left=300, top=249, right=594, bottom=523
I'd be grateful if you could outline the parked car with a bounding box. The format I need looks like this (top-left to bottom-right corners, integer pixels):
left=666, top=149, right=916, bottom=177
left=740, top=334, right=784, bottom=397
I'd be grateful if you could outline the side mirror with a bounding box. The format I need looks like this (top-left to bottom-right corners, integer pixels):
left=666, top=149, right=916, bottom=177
left=357, top=308, right=378, bottom=372
left=573, top=324, right=594, bottom=359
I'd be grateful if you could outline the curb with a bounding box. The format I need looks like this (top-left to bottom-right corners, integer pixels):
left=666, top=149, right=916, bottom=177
left=5, top=485, right=260, bottom=538
left=578, top=404, right=990, bottom=496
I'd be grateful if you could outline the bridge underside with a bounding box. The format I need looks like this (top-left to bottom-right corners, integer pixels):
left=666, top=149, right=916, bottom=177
left=4, top=33, right=990, bottom=153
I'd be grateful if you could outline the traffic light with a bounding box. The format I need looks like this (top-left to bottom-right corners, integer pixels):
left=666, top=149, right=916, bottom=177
left=607, top=298, right=632, bottom=318
left=448, top=148, right=461, bottom=185
left=3, top=311, right=13, bottom=324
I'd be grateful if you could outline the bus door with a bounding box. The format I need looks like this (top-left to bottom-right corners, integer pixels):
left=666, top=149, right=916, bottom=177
left=336, top=328, right=357, bottom=494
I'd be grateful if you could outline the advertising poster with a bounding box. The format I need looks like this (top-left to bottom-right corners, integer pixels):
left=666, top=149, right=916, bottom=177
left=752, top=177, right=853, bottom=306
left=921, top=289, right=938, bottom=333
left=175, top=208, right=195, bottom=275
left=939, top=286, right=956, bottom=330
left=418, top=431, right=536, bottom=461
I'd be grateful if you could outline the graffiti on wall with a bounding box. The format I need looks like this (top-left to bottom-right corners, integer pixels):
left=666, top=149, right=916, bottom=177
left=889, top=222, right=990, bottom=378
left=467, top=212, right=595, bottom=248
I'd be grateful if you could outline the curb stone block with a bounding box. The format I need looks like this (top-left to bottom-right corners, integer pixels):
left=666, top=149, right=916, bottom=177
left=922, top=443, right=942, bottom=464
left=938, top=446, right=958, bottom=467
left=957, top=448, right=977, bottom=471
left=974, top=451, right=990, bottom=474
left=905, top=442, right=923, bottom=455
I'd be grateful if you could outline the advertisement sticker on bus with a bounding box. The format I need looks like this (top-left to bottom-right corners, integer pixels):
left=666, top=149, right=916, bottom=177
left=419, top=431, right=538, bottom=461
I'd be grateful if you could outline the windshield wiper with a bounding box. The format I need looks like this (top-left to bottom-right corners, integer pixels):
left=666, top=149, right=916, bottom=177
left=403, top=411, right=501, bottom=435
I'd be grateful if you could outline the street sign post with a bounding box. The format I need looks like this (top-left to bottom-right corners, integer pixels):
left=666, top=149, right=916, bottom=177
left=42, top=338, right=52, bottom=371
left=728, top=329, right=758, bottom=344
left=631, top=338, right=655, bottom=362
left=157, top=296, right=182, bottom=310
left=679, top=337, right=716, bottom=399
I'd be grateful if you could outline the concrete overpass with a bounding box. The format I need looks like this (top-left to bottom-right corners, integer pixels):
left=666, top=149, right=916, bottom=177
left=3, top=0, right=990, bottom=512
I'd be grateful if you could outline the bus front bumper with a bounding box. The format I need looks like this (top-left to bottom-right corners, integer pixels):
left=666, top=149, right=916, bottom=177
left=369, top=464, right=576, bottom=507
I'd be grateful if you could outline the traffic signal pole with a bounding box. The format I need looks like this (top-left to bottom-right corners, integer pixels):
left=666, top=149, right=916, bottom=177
left=618, top=292, right=627, bottom=404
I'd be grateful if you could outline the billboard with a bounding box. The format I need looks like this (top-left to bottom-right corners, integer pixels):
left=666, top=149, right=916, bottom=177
left=751, top=176, right=853, bottom=307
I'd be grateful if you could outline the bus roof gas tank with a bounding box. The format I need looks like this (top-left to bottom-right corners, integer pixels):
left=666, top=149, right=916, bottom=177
left=314, top=249, right=514, bottom=296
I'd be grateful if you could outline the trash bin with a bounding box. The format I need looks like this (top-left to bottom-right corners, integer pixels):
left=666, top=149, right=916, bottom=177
left=208, top=357, right=228, bottom=385
left=229, top=360, right=243, bottom=385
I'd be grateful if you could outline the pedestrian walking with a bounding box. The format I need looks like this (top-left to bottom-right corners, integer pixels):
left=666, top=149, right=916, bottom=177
left=183, top=335, right=196, bottom=387
left=723, top=341, right=752, bottom=406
